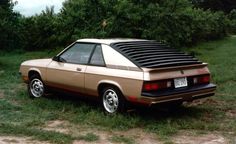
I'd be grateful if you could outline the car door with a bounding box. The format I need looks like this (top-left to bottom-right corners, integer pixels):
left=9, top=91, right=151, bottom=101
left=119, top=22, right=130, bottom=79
left=46, top=43, right=96, bottom=94
left=85, top=44, right=106, bottom=96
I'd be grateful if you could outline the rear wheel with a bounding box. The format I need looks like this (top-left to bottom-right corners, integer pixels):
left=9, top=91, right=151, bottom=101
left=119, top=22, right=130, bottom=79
left=28, top=74, right=45, bottom=98
left=101, top=87, right=126, bottom=114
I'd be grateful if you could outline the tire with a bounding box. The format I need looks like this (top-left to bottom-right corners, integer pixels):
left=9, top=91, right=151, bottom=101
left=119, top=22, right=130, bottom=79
left=28, top=74, right=45, bottom=98
left=101, top=87, right=126, bottom=114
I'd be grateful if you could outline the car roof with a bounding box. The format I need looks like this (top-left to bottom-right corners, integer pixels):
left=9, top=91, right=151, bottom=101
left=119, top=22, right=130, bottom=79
left=76, top=38, right=149, bottom=45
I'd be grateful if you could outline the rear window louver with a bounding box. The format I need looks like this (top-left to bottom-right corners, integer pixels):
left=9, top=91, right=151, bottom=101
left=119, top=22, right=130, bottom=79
left=110, top=41, right=202, bottom=68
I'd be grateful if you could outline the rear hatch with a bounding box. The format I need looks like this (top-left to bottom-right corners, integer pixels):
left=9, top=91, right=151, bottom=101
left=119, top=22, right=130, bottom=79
left=110, top=40, right=213, bottom=95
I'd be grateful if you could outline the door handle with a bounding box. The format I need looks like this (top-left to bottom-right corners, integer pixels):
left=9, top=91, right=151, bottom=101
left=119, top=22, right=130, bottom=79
left=76, top=68, right=82, bottom=71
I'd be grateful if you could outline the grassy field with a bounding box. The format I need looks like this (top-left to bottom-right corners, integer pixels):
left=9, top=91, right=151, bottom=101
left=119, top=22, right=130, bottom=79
left=0, top=36, right=236, bottom=144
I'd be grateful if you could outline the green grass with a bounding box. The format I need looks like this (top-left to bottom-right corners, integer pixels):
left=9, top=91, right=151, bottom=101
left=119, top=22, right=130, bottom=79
left=0, top=36, right=236, bottom=143
left=77, top=133, right=99, bottom=142
left=109, top=135, right=135, bottom=144
left=0, top=123, right=74, bottom=144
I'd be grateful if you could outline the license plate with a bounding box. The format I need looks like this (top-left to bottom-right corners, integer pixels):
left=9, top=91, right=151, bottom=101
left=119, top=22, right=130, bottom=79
left=174, top=77, right=188, bottom=88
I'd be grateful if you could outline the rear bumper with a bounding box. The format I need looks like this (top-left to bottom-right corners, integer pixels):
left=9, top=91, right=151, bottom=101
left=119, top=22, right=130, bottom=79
left=137, top=84, right=216, bottom=106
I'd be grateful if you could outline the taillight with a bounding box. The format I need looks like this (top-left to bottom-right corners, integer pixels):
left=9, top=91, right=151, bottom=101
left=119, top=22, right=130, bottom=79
left=199, top=75, right=210, bottom=84
left=193, top=75, right=210, bottom=85
left=143, top=83, right=159, bottom=91
left=143, top=80, right=172, bottom=91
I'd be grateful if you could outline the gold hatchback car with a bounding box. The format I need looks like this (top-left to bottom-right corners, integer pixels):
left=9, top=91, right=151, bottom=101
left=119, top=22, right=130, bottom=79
left=19, top=39, right=216, bottom=113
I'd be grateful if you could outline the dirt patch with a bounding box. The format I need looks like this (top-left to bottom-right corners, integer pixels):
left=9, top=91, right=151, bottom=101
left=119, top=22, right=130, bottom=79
left=226, top=109, right=236, bottom=118
left=115, top=128, right=161, bottom=144
left=43, top=120, right=230, bottom=144
left=0, top=136, right=49, bottom=144
left=0, top=90, right=4, bottom=98
left=44, top=120, right=160, bottom=144
left=73, top=134, right=107, bottom=144
left=46, top=120, right=66, bottom=128
left=44, top=120, right=70, bottom=134
left=186, top=98, right=224, bottom=107
left=172, top=132, right=227, bottom=144
left=73, top=141, right=95, bottom=144
left=73, top=128, right=160, bottom=144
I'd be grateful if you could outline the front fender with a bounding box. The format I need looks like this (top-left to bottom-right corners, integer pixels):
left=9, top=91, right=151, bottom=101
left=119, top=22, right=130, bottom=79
left=28, top=68, right=42, bottom=77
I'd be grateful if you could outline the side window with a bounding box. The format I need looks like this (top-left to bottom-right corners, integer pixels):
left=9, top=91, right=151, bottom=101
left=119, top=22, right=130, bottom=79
left=60, top=43, right=95, bottom=64
left=89, top=45, right=105, bottom=66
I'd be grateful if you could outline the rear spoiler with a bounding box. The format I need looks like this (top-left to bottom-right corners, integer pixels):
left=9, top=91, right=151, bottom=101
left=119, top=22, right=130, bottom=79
left=141, top=63, right=208, bottom=72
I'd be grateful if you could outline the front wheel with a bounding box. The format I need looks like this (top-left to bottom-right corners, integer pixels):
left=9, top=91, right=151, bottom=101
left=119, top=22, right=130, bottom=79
left=28, top=75, right=45, bottom=98
left=102, top=87, right=126, bottom=114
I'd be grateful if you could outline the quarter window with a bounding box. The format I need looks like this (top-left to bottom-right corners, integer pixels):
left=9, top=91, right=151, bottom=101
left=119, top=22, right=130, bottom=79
left=60, top=43, right=95, bottom=64
left=89, top=45, right=105, bottom=66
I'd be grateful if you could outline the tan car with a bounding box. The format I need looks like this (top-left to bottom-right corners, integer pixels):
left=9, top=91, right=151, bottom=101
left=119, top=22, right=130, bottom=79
left=19, top=39, right=216, bottom=113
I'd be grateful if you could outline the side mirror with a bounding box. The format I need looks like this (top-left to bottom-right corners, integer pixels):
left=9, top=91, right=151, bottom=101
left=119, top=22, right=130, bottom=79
left=52, top=56, right=66, bottom=62
left=52, top=56, right=59, bottom=61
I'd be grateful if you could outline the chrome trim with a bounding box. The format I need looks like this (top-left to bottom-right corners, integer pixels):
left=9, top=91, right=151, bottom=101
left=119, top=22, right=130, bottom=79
left=106, top=64, right=141, bottom=71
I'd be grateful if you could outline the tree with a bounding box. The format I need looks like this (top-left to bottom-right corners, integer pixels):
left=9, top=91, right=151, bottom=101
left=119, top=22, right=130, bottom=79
left=21, top=6, right=60, bottom=50
left=0, top=0, right=232, bottom=51
left=0, top=0, right=22, bottom=50
left=59, top=0, right=116, bottom=44
left=192, top=0, right=236, bottom=13
left=57, top=0, right=229, bottom=48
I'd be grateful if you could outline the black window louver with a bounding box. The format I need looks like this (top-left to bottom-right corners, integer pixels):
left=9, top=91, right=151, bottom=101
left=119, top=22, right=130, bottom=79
left=110, top=41, right=202, bottom=68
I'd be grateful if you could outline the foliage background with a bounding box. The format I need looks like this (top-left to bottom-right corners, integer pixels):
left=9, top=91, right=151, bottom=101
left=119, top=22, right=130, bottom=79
left=0, top=0, right=236, bottom=51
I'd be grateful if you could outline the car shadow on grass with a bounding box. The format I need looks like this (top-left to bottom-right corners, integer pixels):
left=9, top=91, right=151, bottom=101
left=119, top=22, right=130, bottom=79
left=44, top=91, right=206, bottom=121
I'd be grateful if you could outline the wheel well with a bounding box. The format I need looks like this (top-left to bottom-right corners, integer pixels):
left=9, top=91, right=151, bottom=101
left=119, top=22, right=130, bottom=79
left=28, top=70, right=41, bottom=79
left=98, top=83, right=122, bottom=97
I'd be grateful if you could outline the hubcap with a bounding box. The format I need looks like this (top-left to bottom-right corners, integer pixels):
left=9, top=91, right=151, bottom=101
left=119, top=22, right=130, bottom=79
left=30, top=78, right=44, bottom=97
left=103, top=89, right=119, bottom=113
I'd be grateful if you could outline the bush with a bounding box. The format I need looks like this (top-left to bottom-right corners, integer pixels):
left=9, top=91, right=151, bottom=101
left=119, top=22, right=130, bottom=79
left=21, top=7, right=60, bottom=51
left=1, top=0, right=233, bottom=50
left=228, top=9, right=236, bottom=33
left=58, top=0, right=230, bottom=48
left=0, top=0, right=23, bottom=51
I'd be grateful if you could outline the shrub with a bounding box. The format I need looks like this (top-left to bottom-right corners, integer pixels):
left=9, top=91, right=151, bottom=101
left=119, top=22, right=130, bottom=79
left=228, top=9, right=236, bottom=33
left=1, top=0, right=233, bottom=50
left=21, top=7, right=60, bottom=51
left=58, top=0, right=230, bottom=48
